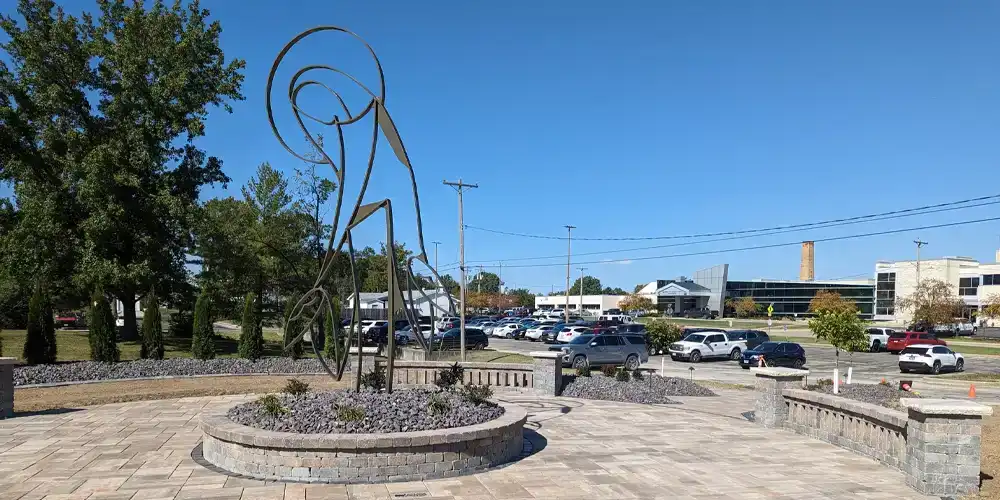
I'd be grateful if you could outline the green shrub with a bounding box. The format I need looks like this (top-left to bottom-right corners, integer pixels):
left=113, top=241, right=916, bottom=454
left=460, top=384, right=493, bottom=405
left=360, top=366, right=386, bottom=390
left=168, top=310, right=193, bottom=338
left=632, top=368, right=644, bottom=381
left=427, top=393, right=451, bottom=415
left=336, top=404, right=365, bottom=422
left=238, top=293, right=264, bottom=360
left=645, top=319, right=683, bottom=355
left=140, top=292, right=164, bottom=360
left=283, top=378, right=310, bottom=396
left=600, top=364, right=617, bottom=377
left=810, top=378, right=834, bottom=390
left=87, top=290, right=118, bottom=363
left=324, top=302, right=348, bottom=365
left=257, top=394, right=287, bottom=417
left=282, top=294, right=304, bottom=359
left=615, top=367, right=631, bottom=382
left=435, top=362, right=465, bottom=390
left=575, top=365, right=591, bottom=377
left=23, top=283, right=56, bottom=365
left=191, top=291, right=215, bottom=360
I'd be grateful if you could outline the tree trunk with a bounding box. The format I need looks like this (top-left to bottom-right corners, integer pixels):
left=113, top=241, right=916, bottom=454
left=835, top=348, right=840, bottom=372
left=119, top=290, right=138, bottom=341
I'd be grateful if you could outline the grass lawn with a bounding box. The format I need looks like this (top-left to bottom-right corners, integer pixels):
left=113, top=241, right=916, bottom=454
left=13, top=374, right=350, bottom=413
left=636, top=317, right=800, bottom=329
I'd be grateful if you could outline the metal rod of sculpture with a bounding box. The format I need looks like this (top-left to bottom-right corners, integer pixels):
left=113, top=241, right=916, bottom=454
left=266, top=26, right=455, bottom=392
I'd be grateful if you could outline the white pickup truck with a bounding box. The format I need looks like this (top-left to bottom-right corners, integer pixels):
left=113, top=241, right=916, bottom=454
left=866, top=327, right=894, bottom=352
left=667, top=330, right=748, bottom=363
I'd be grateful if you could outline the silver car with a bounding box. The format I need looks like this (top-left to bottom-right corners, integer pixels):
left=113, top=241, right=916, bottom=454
left=553, top=333, right=649, bottom=370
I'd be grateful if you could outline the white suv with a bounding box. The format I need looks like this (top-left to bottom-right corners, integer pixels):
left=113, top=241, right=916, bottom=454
left=435, top=316, right=460, bottom=331
left=525, top=325, right=554, bottom=341
left=898, top=344, right=965, bottom=374
left=556, top=326, right=590, bottom=343
left=668, top=331, right=748, bottom=363
left=491, top=323, right=520, bottom=338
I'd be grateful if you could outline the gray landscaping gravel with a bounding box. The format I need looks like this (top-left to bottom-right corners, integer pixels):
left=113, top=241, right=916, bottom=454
left=561, top=374, right=715, bottom=404
left=227, top=389, right=504, bottom=434
left=813, top=382, right=919, bottom=410
left=13, top=357, right=333, bottom=386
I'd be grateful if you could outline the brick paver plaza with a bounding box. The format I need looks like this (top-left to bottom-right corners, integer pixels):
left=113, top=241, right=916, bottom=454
left=0, top=389, right=931, bottom=499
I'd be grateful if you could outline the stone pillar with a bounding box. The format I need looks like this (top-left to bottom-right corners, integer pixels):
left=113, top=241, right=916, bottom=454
left=0, top=358, right=15, bottom=419
left=530, top=351, right=562, bottom=396
left=399, top=347, right=428, bottom=361
left=751, top=367, right=808, bottom=428
left=902, top=399, right=992, bottom=496
left=348, top=347, right=379, bottom=386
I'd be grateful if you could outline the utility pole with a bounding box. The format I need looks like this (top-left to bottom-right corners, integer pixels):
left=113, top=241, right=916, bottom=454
left=477, top=265, right=483, bottom=294
left=498, top=262, right=503, bottom=294
left=578, top=267, right=587, bottom=318
left=914, top=239, right=928, bottom=287
left=564, top=225, right=575, bottom=323
left=443, top=179, right=478, bottom=362
left=431, top=241, right=441, bottom=286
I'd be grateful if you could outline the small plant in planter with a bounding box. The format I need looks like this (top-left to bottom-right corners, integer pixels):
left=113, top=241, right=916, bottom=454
left=283, top=378, right=310, bottom=396
left=427, top=393, right=451, bottom=415
left=575, top=365, right=591, bottom=377
left=360, top=366, right=386, bottom=390
left=336, top=404, right=365, bottom=422
left=460, top=384, right=494, bottom=405
left=615, top=367, right=631, bottom=382
left=257, top=394, right=288, bottom=417
left=600, top=364, right=617, bottom=377
left=435, top=362, right=465, bottom=390
left=631, top=368, right=644, bottom=381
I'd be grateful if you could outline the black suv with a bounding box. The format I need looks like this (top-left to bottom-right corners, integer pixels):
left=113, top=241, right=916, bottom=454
left=616, top=324, right=647, bottom=335
left=725, top=329, right=769, bottom=349
left=433, top=327, right=489, bottom=350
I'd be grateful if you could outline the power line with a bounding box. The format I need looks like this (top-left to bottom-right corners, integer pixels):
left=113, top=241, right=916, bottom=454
left=437, top=216, right=1000, bottom=271
left=464, top=193, right=1000, bottom=242
left=459, top=199, right=1000, bottom=265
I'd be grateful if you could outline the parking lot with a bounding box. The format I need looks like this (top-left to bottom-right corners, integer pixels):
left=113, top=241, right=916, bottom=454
left=485, top=337, right=1000, bottom=401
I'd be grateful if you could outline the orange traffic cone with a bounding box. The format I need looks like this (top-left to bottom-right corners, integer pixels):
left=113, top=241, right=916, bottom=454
left=758, top=355, right=765, bottom=368
left=970, top=384, right=977, bottom=398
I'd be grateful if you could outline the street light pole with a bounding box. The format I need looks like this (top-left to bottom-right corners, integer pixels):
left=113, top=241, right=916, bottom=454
left=564, top=225, right=575, bottom=323
left=578, top=267, right=587, bottom=318
left=914, top=239, right=928, bottom=287
left=431, top=241, right=441, bottom=286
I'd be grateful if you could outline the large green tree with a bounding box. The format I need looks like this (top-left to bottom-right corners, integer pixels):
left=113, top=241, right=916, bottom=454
left=468, top=271, right=501, bottom=294
left=568, top=276, right=602, bottom=295
left=194, top=163, right=311, bottom=319
left=0, top=0, right=245, bottom=340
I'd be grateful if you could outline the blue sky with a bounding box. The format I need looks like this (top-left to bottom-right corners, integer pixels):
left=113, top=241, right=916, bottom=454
left=6, top=0, right=1000, bottom=293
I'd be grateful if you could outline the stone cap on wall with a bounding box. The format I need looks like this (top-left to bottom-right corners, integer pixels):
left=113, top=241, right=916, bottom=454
left=901, top=398, right=994, bottom=417
left=784, top=388, right=907, bottom=429
left=348, top=347, right=380, bottom=355
left=384, top=360, right=532, bottom=371
left=751, top=367, right=809, bottom=379
left=0, top=357, right=17, bottom=365
left=529, top=351, right=560, bottom=359
left=202, top=401, right=527, bottom=450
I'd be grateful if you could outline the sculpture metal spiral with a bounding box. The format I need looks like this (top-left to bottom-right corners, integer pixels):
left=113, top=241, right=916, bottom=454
left=267, top=26, right=456, bottom=392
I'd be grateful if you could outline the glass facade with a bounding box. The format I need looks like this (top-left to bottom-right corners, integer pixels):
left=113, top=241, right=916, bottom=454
left=725, top=280, right=875, bottom=319
left=876, top=272, right=895, bottom=317
left=984, top=274, right=1000, bottom=286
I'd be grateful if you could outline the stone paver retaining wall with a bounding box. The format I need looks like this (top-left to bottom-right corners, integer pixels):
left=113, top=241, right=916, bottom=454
left=0, top=358, right=13, bottom=419
left=752, top=367, right=993, bottom=497
left=201, top=401, right=527, bottom=484
left=782, top=389, right=907, bottom=469
left=385, top=360, right=533, bottom=392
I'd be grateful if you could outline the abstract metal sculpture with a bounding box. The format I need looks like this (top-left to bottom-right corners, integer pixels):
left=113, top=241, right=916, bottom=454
left=267, top=27, right=455, bottom=392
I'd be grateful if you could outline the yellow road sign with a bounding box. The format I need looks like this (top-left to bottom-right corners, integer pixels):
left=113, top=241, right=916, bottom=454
left=767, top=303, right=774, bottom=317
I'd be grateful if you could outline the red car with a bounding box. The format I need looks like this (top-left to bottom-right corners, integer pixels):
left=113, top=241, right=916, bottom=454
left=886, top=331, right=947, bottom=354
left=54, top=312, right=86, bottom=329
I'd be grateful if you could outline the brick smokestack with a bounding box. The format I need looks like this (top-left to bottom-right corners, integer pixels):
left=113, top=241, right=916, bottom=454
left=800, top=241, right=815, bottom=281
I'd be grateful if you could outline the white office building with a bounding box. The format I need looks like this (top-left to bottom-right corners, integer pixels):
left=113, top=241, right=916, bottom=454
left=874, top=251, right=1000, bottom=324
left=534, top=295, right=627, bottom=315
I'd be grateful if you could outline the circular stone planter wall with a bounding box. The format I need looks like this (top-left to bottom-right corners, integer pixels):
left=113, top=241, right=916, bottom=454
left=200, top=402, right=527, bottom=484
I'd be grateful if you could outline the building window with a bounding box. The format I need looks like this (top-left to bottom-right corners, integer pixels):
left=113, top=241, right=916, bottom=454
left=984, top=274, right=1000, bottom=286
left=959, top=277, right=979, bottom=296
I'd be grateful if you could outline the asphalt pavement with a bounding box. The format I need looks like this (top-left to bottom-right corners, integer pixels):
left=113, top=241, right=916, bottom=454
left=487, top=336, right=1000, bottom=403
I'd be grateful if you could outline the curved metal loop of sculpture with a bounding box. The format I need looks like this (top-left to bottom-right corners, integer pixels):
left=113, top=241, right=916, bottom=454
left=267, top=26, right=456, bottom=392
